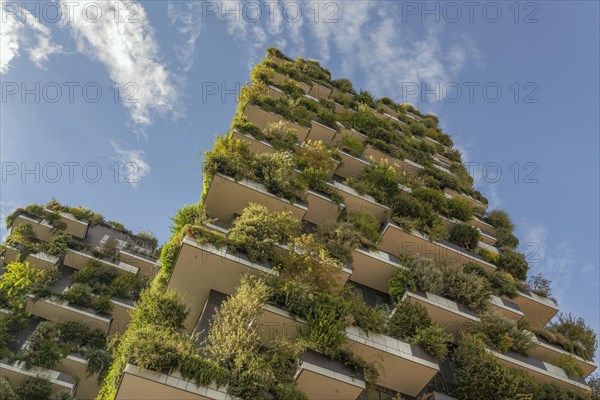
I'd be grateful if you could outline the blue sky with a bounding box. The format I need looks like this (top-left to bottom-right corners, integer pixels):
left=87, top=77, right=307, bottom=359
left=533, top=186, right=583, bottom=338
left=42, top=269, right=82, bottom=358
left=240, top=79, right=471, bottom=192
left=1, top=1, right=598, bottom=361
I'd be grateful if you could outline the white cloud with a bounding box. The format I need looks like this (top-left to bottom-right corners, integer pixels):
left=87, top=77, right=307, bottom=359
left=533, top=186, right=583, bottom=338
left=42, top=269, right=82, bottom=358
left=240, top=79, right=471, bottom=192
left=110, top=141, right=151, bottom=188
left=168, top=1, right=204, bottom=73
left=0, top=0, right=63, bottom=73
left=63, top=0, right=178, bottom=125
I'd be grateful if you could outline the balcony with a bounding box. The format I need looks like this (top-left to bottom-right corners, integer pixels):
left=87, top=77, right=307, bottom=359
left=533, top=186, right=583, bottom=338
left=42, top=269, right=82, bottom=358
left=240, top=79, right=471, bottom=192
left=432, top=155, right=453, bottom=170
left=335, top=126, right=368, bottom=145
left=327, top=180, right=391, bottom=223
left=25, top=295, right=112, bottom=334
left=335, top=150, right=370, bottom=180
left=203, top=173, right=308, bottom=223
left=109, top=297, right=135, bottom=335
left=308, top=82, right=332, bottom=100
left=350, top=247, right=405, bottom=293
left=258, top=304, right=439, bottom=397
left=492, top=349, right=590, bottom=393
left=530, top=336, right=597, bottom=378
left=230, top=130, right=279, bottom=154
left=363, top=145, right=424, bottom=175
left=12, top=214, right=54, bottom=242
left=331, top=87, right=355, bottom=102
left=0, top=358, right=77, bottom=397
left=379, top=221, right=497, bottom=273
left=116, top=363, right=235, bottom=400
left=307, top=120, right=337, bottom=144
left=3, top=246, right=59, bottom=270
left=471, top=216, right=497, bottom=236
left=265, top=84, right=285, bottom=100
left=54, top=211, right=89, bottom=239
left=54, top=353, right=102, bottom=399
left=433, top=163, right=453, bottom=175
left=118, top=249, right=160, bottom=278
left=63, top=248, right=138, bottom=275
left=270, top=71, right=311, bottom=93
left=346, top=325, right=439, bottom=396
left=167, top=237, right=278, bottom=332
left=243, top=103, right=310, bottom=142
left=510, top=289, right=558, bottom=329
left=295, top=349, right=366, bottom=400
left=402, top=290, right=479, bottom=338
left=489, top=295, right=524, bottom=321
left=303, top=189, right=345, bottom=226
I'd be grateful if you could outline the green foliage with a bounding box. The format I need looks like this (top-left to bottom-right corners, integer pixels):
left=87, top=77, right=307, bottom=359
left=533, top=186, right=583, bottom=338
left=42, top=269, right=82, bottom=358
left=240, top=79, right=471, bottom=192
left=135, top=230, right=158, bottom=250
left=344, top=289, right=387, bottom=333
left=471, top=311, right=536, bottom=354
left=413, top=187, right=447, bottom=213
left=170, top=203, right=208, bottom=234
left=204, top=136, right=253, bottom=183
left=449, top=223, right=481, bottom=250
left=277, top=235, right=342, bottom=294
left=14, top=377, right=52, bottom=400
left=339, top=134, right=365, bottom=157
left=45, top=232, right=72, bottom=257
left=485, top=209, right=515, bottom=230
left=550, top=313, right=597, bottom=361
left=331, top=78, right=353, bottom=93
left=410, top=325, right=453, bottom=361
left=497, top=250, right=529, bottom=281
left=207, top=275, right=273, bottom=398
left=446, top=197, right=474, bottom=221
left=553, top=354, right=584, bottom=379
left=228, top=203, right=300, bottom=263
left=442, top=264, right=492, bottom=312
left=495, top=227, right=519, bottom=249
left=86, top=348, right=114, bottom=383
left=412, top=257, right=444, bottom=295
left=452, top=335, right=530, bottom=400
left=253, top=151, right=306, bottom=200
left=0, top=377, right=18, bottom=400
left=388, top=268, right=416, bottom=303
left=159, top=241, right=180, bottom=281
left=315, top=220, right=362, bottom=263
left=263, top=120, right=299, bottom=151
left=304, top=293, right=349, bottom=355
left=0, top=261, right=55, bottom=310
left=387, top=301, right=431, bottom=340
left=528, top=273, right=553, bottom=298
left=347, top=160, right=398, bottom=205
left=347, top=210, right=381, bottom=246
left=273, top=383, right=309, bottom=400
left=488, top=271, right=519, bottom=298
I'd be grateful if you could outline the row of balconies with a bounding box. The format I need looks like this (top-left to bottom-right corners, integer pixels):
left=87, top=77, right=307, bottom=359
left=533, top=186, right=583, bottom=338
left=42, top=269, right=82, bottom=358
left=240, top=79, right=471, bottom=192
left=0, top=314, right=100, bottom=399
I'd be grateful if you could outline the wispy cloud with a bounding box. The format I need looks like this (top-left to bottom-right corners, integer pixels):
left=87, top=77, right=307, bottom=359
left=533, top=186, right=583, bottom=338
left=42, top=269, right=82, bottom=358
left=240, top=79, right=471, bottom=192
left=110, top=141, right=151, bottom=188
left=167, top=1, right=204, bottom=73
left=63, top=0, right=178, bottom=126
left=0, top=0, right=63, bottom=74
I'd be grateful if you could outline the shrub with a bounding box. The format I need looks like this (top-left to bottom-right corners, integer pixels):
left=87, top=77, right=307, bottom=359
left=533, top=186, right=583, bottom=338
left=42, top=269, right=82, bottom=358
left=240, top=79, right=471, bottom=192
left=332, top=78, right=353, bottom=93
left=340, top=134, right=364, bottom=157
left=111, top=273, right=144, bottom=300
left=446, top=197, right=474, bottom=221
left=92, top=294, right=114, bottom=314
left=473, top=311, right=536, bottom=354
left=263, top=121, right=298, bottom=151
left=86, top=349, right=113, bottom=383
left=273, top=383, right=308, bottom=400
left=553, top=354, right=585, bottom=379
left=413, top=187, right=447, bottom=213
left=497, top=251, right=529, bottom=281
left=63, top=283, right=93, bottom=307
left=485, top=209, right=514, bottom=230
left=388, top=268, right=416, bottom=303
left=0, top=377, right=18, bottom=400
left=159, top=241, right=180, bottom=279
left=253, top=151, right=306, bottom=200
left=278, top=235, right=342, bottom=294
left=452, top=335, right=528, bottom=400
left=550, top=313, right=597, bottom=361
left=304, top=293, right=349, bottom=355
left=228, top=203, right=300, bottom=263
left=411, top=325, right=453, bottom=361
left=478, top=247, right=499, bottom=264
left=412, top=258, right=444, bottom=295
left=347, top=210, right=381, bottom=246
left=387, top=301, right=431, bottom=340
left=488, top=272, right=518, bottom=298
left=449, top=223, right=481, bottom=250
left=204, top=136, right=252, bottom=182
left=15, top=377, right=52, bottom=400
left=345, top=290, right=386, bottom=333
left=528, top=273, right=553, bottom=298
left=0, top=261, right=53, bottom=310
left=315, top=221, right=362, bottom=263
left=495, top=227, right=519, bottom=249
left=46, top=232, right=71, bottom=257
left=442, top=264, right=491, bottom=312
left=170, top=203, right=208, bottom=234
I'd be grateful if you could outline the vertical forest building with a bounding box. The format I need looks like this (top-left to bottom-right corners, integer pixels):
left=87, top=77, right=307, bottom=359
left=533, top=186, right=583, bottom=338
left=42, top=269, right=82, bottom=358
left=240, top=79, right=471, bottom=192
left=1, top=49, right=597, bottom=400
